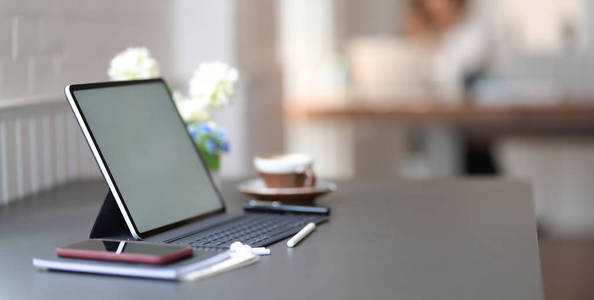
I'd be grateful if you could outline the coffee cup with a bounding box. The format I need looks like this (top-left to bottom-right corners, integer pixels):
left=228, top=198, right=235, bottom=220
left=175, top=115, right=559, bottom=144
left=254, top=154, right=316, bottom=188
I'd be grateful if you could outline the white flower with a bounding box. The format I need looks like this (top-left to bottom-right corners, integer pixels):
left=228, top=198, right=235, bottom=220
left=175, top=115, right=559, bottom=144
left=189, top=61, right=239, bottom=110
left=108, top=47, right=160, bottom=81
left=171, top=90, right=185, bottom=103
left=174, top=90, right=211, bottom=123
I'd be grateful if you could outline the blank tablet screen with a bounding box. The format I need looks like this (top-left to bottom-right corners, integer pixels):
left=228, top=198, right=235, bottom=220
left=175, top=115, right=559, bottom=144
left=72, top=80, right=223, bottom=234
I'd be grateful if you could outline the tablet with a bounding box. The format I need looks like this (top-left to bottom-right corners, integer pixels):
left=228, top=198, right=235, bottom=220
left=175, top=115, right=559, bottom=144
left=65, top=79, right=225, bottom=239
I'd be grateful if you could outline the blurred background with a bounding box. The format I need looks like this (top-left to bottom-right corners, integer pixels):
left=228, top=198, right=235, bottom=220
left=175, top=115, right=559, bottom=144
left=2, top=0, right=594, bottom=298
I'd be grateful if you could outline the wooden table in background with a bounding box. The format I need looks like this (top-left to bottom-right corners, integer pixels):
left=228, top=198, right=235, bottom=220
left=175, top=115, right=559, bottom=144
left=286, top=102, right=594, bottom=135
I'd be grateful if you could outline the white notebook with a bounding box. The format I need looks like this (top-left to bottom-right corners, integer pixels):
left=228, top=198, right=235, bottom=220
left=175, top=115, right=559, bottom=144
left=33, top=249, right=257, bottom=281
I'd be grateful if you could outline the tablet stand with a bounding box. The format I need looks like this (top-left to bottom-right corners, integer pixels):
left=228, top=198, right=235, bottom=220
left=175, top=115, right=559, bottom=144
left=89, top=191, right=134, bottom=240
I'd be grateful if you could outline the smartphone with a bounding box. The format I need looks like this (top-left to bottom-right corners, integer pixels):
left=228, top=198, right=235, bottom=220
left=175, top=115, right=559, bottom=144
left=56, top=239, right=192, bottom=264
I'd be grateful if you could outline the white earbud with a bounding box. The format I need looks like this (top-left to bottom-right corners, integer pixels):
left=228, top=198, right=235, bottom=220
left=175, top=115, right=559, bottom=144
left=230, top=241, right=270, bottom=256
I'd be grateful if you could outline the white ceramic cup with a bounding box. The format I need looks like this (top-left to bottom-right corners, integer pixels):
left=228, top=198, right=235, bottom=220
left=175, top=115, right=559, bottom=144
left=254, top=154, right=316, bottom=188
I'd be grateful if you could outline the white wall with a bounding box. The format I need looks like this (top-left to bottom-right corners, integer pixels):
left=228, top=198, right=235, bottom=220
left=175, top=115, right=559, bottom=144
left=497, top=137, right=594, bottom=236
left=0, top=0, right=243, bottom=202
left=0, top=0, right=176, bottom=202
left=280, top=0, right=355, bottom=178
left=0, top=0, right=175, bottom=100
left=170, top=0, right=248, bottom=178
left=236, top=0, right=284, bottom=176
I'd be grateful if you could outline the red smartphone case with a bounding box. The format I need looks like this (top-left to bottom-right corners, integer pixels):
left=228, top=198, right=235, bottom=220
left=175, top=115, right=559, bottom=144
left=56, top=239, right=193, bottom=264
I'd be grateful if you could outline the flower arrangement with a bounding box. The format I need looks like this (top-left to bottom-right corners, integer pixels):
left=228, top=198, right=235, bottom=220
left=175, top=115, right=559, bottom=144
left=187, top=122, right=229, bottom=170
left=189, top=61, right=239, bottom=109
left=107, top=47, right=160, bottom=80
left=107, top=47, right=238, bottom=172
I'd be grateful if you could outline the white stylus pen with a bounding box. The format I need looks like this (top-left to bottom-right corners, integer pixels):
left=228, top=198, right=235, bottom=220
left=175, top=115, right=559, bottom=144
left=287, top=222, right=316, bottom=248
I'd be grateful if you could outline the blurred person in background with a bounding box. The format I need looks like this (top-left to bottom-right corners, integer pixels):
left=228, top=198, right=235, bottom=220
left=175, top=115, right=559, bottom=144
left=403, top=0, right=492, bottom=102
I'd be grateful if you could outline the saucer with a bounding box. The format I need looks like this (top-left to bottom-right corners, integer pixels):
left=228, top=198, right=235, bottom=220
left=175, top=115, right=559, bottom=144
left=237, top=178, right=336, bottom=205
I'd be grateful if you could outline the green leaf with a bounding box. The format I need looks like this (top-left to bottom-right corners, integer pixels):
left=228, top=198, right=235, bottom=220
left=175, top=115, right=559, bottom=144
left=197, top=142, right=220, bottom=171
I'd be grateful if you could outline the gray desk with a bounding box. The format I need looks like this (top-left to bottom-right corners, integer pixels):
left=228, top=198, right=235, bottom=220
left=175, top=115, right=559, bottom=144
left=0, top=179, right=543, bottom=299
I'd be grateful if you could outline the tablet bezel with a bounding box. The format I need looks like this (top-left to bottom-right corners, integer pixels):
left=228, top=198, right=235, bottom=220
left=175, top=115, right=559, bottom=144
left=65, top=78, right=226, bottom=240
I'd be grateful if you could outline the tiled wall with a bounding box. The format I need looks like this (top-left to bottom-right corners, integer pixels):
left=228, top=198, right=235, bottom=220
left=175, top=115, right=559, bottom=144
left=0, top=0, right=176, bottom=203
left=0, top=0, right=174, bottom=99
